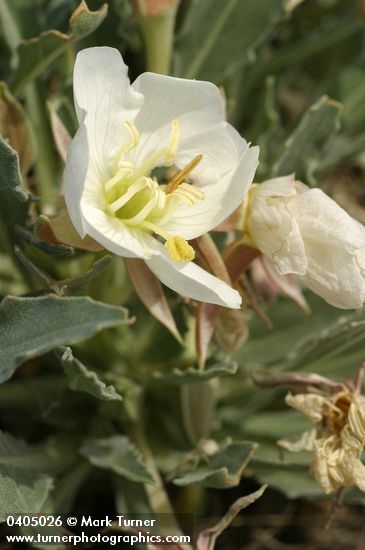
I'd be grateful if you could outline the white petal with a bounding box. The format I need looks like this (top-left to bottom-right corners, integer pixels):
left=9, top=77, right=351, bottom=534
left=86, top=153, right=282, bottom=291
left=80, top=189, right=158, bottom=259
left=132, top=72, right=224, bottom=136
left=248, top=180, right=308, bottom=276
left=75, top=47, right=142, bottom=177
left=73, top=47, right=142, bottom=126
left=300, top=247, right=365, bottom=309
left=145, top=243, right=242, bottom=308
left=131, top=72, right=241, bottom=183
left=164, top=145, right=259, bottom=240
left=64, top=124, right=89, bottom=236
left=290, top=189, right=365, bottom=308
left=65, top=47, right=143, bottom=239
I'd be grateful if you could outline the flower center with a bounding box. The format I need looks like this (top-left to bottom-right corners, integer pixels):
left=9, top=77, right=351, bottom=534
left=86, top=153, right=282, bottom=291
left=103, top=120, right=204, bottom=262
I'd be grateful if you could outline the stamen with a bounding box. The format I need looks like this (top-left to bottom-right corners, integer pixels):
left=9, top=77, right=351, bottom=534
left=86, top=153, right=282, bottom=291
left=124, top=194, right=158, bottom=226
left=124, top=121, right=140, bottom=151
left=105, top=162, right=134, bottom=193
left=165, top=119, right=180, bottom=164
left=169, top=191, right=195, bottom=206
left=118, top=161, right=135, bottom=173
left=141, top=221, right=195, bottom=262
left=128, top=149, right=166, bottom=183
left=178, top=182, right=205, bottom=199
left=140, top=220, right=171, bottom=241
left=105, top=118, right=203, bottom=264
left=155, top=188, right=166, bottom=209
left=165, top=154, right=203, bottom=194
left=165, top=237, right=195, bottom=262
left=153, top=197, right=178, bottom=226
left=113, top=121, right=140, bottom=172
left=108, top=178, right=149, bottom=214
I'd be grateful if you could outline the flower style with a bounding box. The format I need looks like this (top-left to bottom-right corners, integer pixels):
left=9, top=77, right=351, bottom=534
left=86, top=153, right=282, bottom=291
left=279, top=389, right=365, bottom=494
left=243, top=174, right=365, bottom=309
left=64, top=47, right=259, bottom=308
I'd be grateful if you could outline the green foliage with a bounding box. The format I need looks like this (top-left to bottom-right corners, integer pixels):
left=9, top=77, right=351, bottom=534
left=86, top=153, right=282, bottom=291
left=172, top=439, right=257, bottom=489
left=0, top=432, right=53, bottom=521
left=174, top=0, right=285, bottom=82
left=272, top=95, right=342, bottom=184
left=0, top=295, right=129, bottom=382
left=57, top=347, right=123, bottom=402
left=80, top=436, right=156, bottom=484
left=10, top=2, right=108, bottom=96
left=1, top=0, right=365, bottom=543
left=0, top=134, right=30, bottom=238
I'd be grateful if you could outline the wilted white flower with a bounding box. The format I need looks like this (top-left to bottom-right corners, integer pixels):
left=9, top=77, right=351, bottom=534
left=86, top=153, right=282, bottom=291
left=64, top=47, right=259, bottom=308
left=279, top=390, right=365, bottom=494
left=244, top=174, right=365, bottom=309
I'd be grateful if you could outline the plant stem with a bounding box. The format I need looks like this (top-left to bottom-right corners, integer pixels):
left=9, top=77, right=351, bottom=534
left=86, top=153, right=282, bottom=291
left=139, top=5, right=178, bottom=74
left=25, top=82, right=60, bottom=212
left=128, top=422, right=192, bottom=546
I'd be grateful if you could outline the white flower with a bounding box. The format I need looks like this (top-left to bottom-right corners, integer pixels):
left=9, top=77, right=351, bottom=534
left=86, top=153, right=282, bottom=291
left=245, top=174, right=365, bottom=309
left=64, top=47, right=259, bottom=308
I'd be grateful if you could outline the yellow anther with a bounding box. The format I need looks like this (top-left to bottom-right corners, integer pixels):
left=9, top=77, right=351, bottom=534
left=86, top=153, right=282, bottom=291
left=165, top=119, right=180, bottom=164
left=165, top=236, right=195, bottom=262
left=165, top=154, right=203, bottom=194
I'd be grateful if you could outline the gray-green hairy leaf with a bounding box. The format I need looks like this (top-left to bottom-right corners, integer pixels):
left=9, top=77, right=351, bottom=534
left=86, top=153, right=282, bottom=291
left=0, top=295, right=129, bottom=383
left=11, top=1, right=108, bottom=96
left=57, top=347, right=122, bottom=402
left=0, top=432, right=53, bottom=521
left=272, top=95, right=342, bottom=184
left=173, top=440, right=257, bottom=489
left=0, top=133, right=30, bottom=232
left=80, top=436, right=155, bottom=485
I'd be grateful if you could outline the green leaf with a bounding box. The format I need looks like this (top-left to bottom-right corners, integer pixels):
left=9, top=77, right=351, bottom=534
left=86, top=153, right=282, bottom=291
left=234, top=293, right=336, bottom=367
left=11, top=1, right=108, bottom=96
left=56, top=347, right=122, bottom=402
left=69, top=0, right=108, bottom=37
left=0, top=253, right=27, bottom=296
left=80, top=436, right=156, bottom=485
left=276, top=309, right=365, bottom=380
left=338, top=67, right=365, bottom=131
left=272, top=95, right=342, bottom=185
left=0, top=295, right=129, bottom=383
left=151, top=362, right=237, bottom=384
left=12, top=31, right=71, bottom=96
left=174, top=0, right=284, bottom=81
left=0, top=432, right=53, bottom=521
left=253, top=464, right=323, bottom=499
left=173, top=439, right=257, bottom=489
left=0, top=133, right=31, bottom=234
left=242, top=410, right=310, bottom=440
